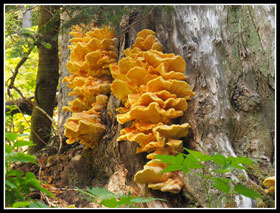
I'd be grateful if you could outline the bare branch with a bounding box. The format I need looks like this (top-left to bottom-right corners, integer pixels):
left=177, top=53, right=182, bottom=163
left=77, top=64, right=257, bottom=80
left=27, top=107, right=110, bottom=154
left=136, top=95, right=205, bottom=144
left=7, top=44, right=35, bottom=96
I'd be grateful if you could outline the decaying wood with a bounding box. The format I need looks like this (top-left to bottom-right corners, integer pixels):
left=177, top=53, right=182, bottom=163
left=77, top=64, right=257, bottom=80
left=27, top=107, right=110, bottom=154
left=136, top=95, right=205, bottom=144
left=57, top=5, right=275, bottom=208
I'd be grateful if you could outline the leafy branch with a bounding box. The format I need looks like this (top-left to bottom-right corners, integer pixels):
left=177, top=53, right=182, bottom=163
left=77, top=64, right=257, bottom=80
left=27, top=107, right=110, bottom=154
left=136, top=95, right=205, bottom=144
left=155, top=148, right=261, bottom=207
left=77, top=186, right=166, bottom=208
left=5, top=132, right=55, bottom=208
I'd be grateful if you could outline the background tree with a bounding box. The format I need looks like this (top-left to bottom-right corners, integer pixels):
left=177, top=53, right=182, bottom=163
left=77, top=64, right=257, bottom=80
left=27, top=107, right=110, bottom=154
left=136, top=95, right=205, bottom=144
left=28, top=6, right=60, bottom=154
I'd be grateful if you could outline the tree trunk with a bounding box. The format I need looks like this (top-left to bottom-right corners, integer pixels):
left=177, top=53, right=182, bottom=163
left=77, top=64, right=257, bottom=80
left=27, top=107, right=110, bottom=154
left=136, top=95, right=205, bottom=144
left=29, top=6, right=60, bottom=154
left=57, top=5, right=275, bottom=208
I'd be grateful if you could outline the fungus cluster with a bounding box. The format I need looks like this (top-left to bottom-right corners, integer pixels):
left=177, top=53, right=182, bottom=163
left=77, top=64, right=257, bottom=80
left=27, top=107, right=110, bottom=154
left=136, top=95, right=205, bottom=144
left=63, top=25, right=117, bottom=148
left=110, top=29, right=195, bottom=193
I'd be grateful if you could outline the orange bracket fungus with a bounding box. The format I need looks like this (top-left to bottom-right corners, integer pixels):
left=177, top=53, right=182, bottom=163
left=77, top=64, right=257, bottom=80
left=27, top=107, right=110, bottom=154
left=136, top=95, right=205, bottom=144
left=110, top=29, right=195, bottom=194
left=63, top=25, right=117, bottom=148
left=263, top=176, right=275, bottom=194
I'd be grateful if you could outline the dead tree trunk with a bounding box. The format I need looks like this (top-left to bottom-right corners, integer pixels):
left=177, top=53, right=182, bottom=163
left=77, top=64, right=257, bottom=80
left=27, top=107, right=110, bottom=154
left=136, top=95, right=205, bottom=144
left=57, top=5, right=275, bottom=208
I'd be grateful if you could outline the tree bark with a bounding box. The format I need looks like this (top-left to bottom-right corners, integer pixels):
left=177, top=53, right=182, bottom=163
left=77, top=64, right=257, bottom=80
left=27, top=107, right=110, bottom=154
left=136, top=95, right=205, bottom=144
left=58, top=5, right=275, bottom=208
left=29, top=6, right=60, bottom=154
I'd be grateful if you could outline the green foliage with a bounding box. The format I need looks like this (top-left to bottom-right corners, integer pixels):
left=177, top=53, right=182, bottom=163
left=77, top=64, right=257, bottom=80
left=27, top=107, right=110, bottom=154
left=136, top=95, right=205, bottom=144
left=77, top=186, right=166, bottom=208
left=155, top=148, right=260, bottom=207
left=5, top=132, right=54, bottom=208
left=5, top=5, right=39, bottom=140
left=61, top=5, right=173, bottom=35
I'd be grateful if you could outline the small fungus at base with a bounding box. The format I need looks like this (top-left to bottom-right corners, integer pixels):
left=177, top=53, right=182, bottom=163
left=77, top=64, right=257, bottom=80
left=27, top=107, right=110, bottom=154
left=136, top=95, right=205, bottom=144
left=263, top=176, right=275, bottom=194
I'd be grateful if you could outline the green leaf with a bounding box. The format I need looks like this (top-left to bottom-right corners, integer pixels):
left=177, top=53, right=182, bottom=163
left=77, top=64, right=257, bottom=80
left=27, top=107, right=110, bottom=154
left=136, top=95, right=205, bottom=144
left=25, top=171, right=37, bottom=180
left=234, top=184, right=260, bottom=199
left=218, top=161, right=235, bottom=173
left=160, top=164, right=181, bottom=173
left=41, top=41, right=52, bottom=49
left=25, top=178, right=41, bottom=189
left=39, top=187, right=55, bottom=199
left=76, top=187, right=98, bottom=200
left=13, top=140, right=36, bottom=148
left=228, top=156, right=254, bottom=166
left=87, top=187, right=118, bottom=199
left=12, top=201, right=31, bottom=208
left=29, top=200, right=49, bottom=208
left=130, top=197, right=166, bottom=203
left=12, top=188, right=25, bottom=201
left=211, top=177, right=231, bottom=193
left=5, top=132, right=19, bottom=142
left=5, top=144, right=13, bottom=154
left=100, top=197, right=119, bottom=208
left=184, top=148, right=212, bottom=162
left=211, top=154, right=227, bottom=165
left=6, top=152, right=38, bottom=165
left=183, top=155, right=204, bottom=170
left=5, top=179, right=17, bottom=189
left=155, top=154, right=183, bottom=164
left=6, top=169, right=24, bottom=178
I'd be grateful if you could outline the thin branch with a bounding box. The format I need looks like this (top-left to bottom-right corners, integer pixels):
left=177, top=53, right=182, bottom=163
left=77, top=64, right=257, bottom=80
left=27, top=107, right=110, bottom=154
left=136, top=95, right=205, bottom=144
left=34, top=105, right=63, bottom=154
left=23, top=6, right=37, bottom=15
left=7, top=45, right=35, bottom=94
left=7, top=92, right=48, bottom=145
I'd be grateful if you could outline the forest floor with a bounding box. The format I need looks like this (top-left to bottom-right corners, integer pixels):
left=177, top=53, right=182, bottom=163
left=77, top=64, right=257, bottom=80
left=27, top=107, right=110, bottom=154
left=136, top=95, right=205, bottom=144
left=10, top=142, right=275, bottom=209
left=11, top=144, right=102, bottom=208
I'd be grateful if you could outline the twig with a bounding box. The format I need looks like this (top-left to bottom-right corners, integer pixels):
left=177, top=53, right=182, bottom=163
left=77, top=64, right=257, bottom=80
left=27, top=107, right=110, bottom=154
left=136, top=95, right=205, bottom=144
left=34, top=105, right=63, bottom=154
left=23, top=6, right=37, bottom=15
left=7, top=45, right=35, bottom=92
left=7, top=92, right=48, bottom=145
left=6, top=40, right=63, bottom=152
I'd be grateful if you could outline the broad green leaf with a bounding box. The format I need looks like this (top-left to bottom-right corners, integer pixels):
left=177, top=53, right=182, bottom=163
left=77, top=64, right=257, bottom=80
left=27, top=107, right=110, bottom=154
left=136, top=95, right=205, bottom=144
left=234, top=184, right=260, bottom=199
left=12, top=201, right=31, bottom=208
left=100, top=197, right=119, bottom=208
left=6, top=152, right=38, bottom=165
left=211, top=154, right=227, bottom=166
left=5, top=144, right=13, bottom=154
left=25, top=171, right=37, bottom=180
left=217, top=161, right=235, bottom=173
left=228, top=156, right=254, bottom=166
left=5, top=132, right=19, bottom=142
left=211, top=177, right=231, bottom=193
left=183, top=155, right=204, bottom=170
left=184, top=148, right=212, bottom=162
left=160, top=164, right=181, bottom=174
left=25, top=178, right=41, bottom=189
left=155, top=154, right=182, bottom=164
left=29, top=200, right=50, bottom=208
left=87, top=186, right=118, bottom=199
left=6, top=169, right=24, bottom=178
left=13, top=140, right=36, bottom=148
left=5, top=179, right=17, bottom=189
left=12, top=188, right=25, bottom=201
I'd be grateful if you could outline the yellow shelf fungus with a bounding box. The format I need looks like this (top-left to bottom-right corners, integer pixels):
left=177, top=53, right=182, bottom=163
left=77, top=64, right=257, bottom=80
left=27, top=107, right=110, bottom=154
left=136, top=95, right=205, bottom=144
left=263, top=176, right=275, bottom=194
left=63, top=25, right=117, bottom=148
left=110, top=29, right=195, bottom=193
